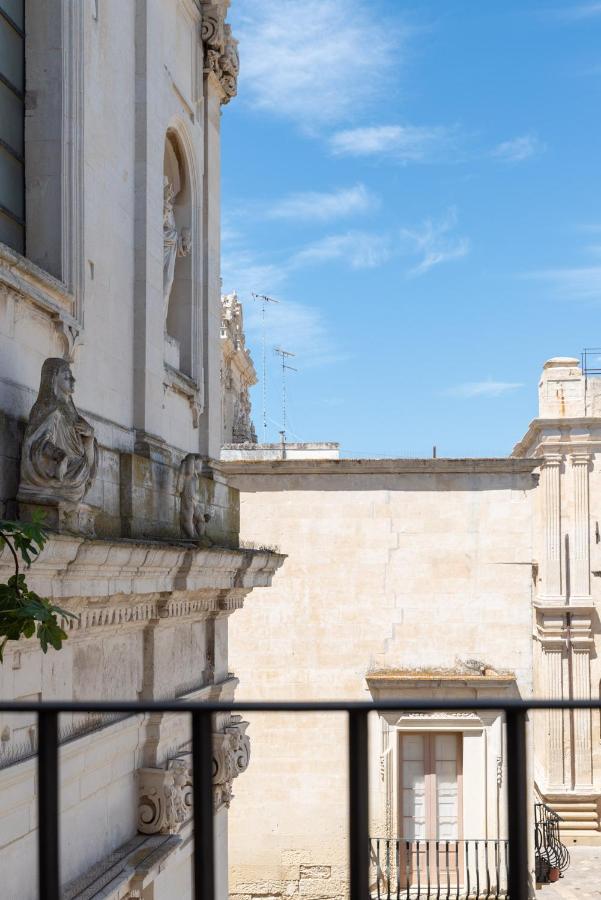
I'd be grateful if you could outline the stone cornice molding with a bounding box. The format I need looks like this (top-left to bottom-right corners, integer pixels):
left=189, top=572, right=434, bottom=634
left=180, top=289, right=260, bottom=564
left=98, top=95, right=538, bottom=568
left=367, top=672, right=517, bottom=698
left=513, top=418, right=601, bottom=457
left=0, top=535, right=285, bottom=602
left=535, top=604, right=595, bottom=648
left=217, top=457, right=540, bottom=478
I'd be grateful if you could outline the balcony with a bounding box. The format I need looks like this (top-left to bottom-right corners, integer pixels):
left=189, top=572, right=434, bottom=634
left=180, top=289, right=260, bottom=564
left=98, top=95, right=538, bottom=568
left=370, top=838, right=509, bottom=899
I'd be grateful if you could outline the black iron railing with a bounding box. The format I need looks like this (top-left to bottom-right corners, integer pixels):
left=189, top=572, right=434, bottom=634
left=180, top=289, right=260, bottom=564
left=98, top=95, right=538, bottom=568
left=534, top=802, right=570, bottom=883
left=0, top=697, right=598, bottom=900
left=370, top=837, right=509, bottom=898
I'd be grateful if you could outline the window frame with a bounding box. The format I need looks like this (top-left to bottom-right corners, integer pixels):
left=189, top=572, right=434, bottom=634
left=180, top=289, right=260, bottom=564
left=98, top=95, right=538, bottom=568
left=397, top=730, right=464, bottom=841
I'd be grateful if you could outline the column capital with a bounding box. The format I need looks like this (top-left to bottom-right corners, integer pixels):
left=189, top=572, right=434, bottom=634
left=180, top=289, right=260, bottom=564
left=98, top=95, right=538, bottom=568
left=541, top=452, right=563, bottom=467
left=571, top=451, right=592, bottom=467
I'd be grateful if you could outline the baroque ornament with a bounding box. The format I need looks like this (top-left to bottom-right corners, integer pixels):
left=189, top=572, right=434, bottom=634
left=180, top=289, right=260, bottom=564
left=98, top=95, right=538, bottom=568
left=19, top=358, right=98, bottom=506
left=137, top=716, right=251, bottom=834
left=232, top=387, right=257, bottom=444
left=201, top=3, right=239, bottom=103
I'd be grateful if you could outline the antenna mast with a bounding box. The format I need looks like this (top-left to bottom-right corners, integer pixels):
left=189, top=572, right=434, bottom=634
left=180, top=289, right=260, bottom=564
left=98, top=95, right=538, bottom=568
left=274, top=347, right=297, bottom=444
left=252, top=293, right=279, bottom=442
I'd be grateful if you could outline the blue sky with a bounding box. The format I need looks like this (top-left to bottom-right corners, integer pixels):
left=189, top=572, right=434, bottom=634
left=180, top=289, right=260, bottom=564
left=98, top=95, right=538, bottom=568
left=221, top=0, right=601, bottom=457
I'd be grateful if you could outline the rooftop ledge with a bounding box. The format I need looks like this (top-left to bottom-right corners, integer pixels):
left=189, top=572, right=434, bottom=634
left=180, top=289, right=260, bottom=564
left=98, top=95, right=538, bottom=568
left=0, top=533, right=286, bottom=601
left=216, top=457, right=540, bottom=476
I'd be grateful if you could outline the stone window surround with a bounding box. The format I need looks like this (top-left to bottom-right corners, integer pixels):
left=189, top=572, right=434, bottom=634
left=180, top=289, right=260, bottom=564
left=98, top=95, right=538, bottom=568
left=368, top=674, right=516, bottom=841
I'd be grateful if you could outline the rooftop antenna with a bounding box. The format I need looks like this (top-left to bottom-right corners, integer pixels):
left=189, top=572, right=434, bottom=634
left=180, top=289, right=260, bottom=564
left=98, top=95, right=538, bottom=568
left=274, top=347, right=297, bottom=444
left=252, top=293, right=280, bottom=442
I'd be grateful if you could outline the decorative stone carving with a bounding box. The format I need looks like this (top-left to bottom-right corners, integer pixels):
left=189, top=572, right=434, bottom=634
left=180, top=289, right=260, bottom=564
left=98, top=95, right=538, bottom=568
left=163, top=177, right=191, bottom=325
left=18, top=358, right=98, bottom=523
left=201, top=2, right=239, bottom=103
left=232, top=387, right=257, bottom=444
left=137, top=716, right=250, bottom=834
left=220, top=291, right=257, bottom=443
left=138, top=758, right=192, bottom=835
left=176, top=454, right=212, bottom=542
left=212, top=714, right=250, bottom=810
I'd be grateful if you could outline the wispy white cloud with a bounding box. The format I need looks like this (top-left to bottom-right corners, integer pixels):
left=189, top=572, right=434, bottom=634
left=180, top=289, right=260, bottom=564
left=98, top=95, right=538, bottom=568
left=328, top=124, right=454, bottom=161
left=491, top=134, right=545, bottom=163
left=291, top=232, right=391, bottom=270
left=266, top=184, right=377, bottom=223
left=525, top=266, right=601, bottom=300
left=553, top=3, right=601, bottom=21
left=232, top=0, right=403, bottom=129
left=244, top=296, right=348, bottom=368
left=445, top=381, right=524, bottom=399
left=400, top=210, right=470, bottom=276
left=221, top=243, right=290, bottom=299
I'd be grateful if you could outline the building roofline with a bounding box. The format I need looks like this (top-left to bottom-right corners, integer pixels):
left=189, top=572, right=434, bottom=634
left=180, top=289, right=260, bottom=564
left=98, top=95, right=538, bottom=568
left=216, top=456, right=540, bottom=477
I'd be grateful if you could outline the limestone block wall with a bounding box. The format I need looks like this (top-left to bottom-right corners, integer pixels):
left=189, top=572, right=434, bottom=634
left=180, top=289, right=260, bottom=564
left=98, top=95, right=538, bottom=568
left=223, top=459, right=538, bottom=900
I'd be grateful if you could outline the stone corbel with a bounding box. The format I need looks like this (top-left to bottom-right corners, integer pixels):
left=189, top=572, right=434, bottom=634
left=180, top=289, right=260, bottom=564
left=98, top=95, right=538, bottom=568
left=137, top=715, right=250, bottom=834
left=212, top=714, right=250, bottom=810
left=200, top=1, right=238, bottom=104
left=138, top=758, right=192, bottom=835
left=52, top=311, right=84, bottom=362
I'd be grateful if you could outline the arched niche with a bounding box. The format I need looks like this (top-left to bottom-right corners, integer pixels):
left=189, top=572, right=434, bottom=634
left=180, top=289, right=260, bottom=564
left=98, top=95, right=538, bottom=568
left=163, top=129, right=194, bottom=377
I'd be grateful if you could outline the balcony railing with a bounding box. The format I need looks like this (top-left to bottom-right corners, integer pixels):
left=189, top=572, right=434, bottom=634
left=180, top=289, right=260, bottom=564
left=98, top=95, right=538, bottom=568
left=370, top=837, right=509, bottom=899
left=534, top=802, right=570, bottom=883
left=0, top=697, right=597, bottom=900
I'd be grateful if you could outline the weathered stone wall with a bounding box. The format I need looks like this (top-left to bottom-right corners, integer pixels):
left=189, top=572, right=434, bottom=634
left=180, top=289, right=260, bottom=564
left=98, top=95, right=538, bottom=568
left=224, top=460, right=538, bottom=900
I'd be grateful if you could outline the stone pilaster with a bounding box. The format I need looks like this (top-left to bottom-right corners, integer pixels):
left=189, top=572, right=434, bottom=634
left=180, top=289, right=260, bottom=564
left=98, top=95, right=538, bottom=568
left=537, top=612, right=568, bottom=790
left=570, top=610, right=594, bottom=790
left=571, top=453, right=591, bottom=600
left=541, top=455, right=563, bottom=600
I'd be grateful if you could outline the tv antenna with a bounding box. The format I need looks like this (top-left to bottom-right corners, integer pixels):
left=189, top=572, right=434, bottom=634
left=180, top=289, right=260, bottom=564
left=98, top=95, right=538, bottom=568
left=274, top=347, right=297, bottom=444
left=252, top=292, right=279, bottom=442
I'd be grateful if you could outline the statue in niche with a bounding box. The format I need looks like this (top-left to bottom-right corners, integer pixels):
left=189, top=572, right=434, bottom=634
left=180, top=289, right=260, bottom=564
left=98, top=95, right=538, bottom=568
left=19, top=358, right=98, bottom=505
left=176, top=453, right=212, bottom=543
left=163, top=176, right=191, bottom=325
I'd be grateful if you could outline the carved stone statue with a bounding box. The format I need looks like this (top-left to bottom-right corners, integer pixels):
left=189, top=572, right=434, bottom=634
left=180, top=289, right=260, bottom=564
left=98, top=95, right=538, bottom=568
left=176, top=453, right=212, bottom=542
left=232, top=386, right=257, bottom=444
left=163, top=177, right=191, bottom=325
left=19, top=358, right=98, bottom=506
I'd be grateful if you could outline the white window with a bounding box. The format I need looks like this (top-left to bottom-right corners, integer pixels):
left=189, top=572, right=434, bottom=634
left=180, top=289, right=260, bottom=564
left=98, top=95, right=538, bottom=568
left=400, top=732, right=462, bottom=840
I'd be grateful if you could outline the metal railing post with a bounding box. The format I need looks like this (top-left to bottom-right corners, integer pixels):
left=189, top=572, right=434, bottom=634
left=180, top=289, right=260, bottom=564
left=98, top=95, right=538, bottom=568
left=348, top=709, right=369, bottom=900
left=38, top=709, right=60, bottom=900
left=506, top=708, right=529, bottom=899
left=192, top=709, right=215, bottom=900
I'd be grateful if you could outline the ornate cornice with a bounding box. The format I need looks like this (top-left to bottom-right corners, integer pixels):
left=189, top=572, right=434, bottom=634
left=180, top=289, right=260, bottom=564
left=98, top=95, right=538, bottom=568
left=0, top=535, right=285, bottom=604
left=200, top=1, right=239, bottom=104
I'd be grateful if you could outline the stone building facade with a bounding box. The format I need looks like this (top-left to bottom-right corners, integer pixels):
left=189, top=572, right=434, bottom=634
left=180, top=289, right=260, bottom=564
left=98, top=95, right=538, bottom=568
left=222, top=358, right=601, bottom=898
left=0, top=2, right=283, bottom=898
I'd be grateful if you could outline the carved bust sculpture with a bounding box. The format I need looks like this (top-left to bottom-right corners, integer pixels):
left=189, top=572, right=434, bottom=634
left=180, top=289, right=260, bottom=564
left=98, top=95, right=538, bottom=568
left=176, top=453, right=212, bottom=542
left=163, top=176, right=191, bottom=326
left=19, top=358, right=98, bottom=505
